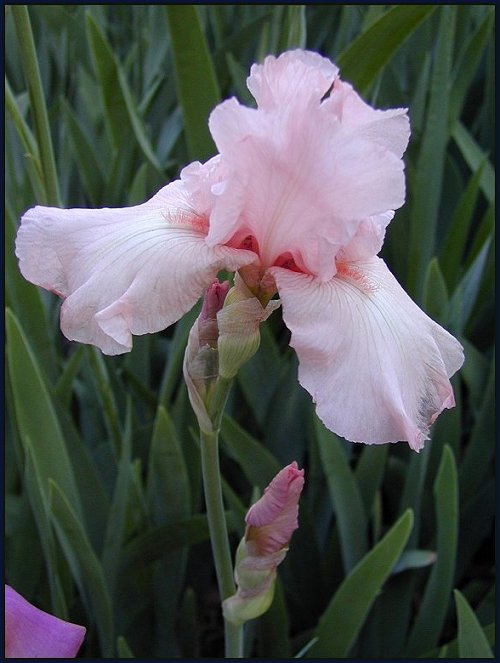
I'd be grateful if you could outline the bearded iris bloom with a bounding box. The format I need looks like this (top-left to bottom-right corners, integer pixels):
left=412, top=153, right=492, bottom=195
left=15, top=49, right=463, bottom=451
left=4, top=585, right=86, bottom=658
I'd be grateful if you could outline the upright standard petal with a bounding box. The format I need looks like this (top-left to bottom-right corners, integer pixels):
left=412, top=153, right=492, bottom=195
left=208, top=50, right=408, bottom=281
left=209, top=94, right=406, bottom=280
left=16, top=177, right=255, bottom=355
left=271, top=259, right=464, bottom=451
left=247, top=49, right=338, bottom=111
left=323, top=78, right=410, bottom=158
left=5, top=585, right=86, bottom=658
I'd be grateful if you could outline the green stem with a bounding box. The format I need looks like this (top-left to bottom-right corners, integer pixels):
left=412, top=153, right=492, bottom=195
left=200, top=430, right=234, bottom=599
left=12, top=5, right=61, bottom=206
left=200, top=378, right=243, bottom=657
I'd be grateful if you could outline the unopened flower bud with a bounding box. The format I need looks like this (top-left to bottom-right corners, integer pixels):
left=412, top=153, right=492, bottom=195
left=217, top=274, right=280, bottom=380
left=198, top=279, right=230, bottom=348
left=184, top=276, right=280, bottom=431
left=183, top=279, right=229, bottom=432
left=223, top=462, right=305, bottom=625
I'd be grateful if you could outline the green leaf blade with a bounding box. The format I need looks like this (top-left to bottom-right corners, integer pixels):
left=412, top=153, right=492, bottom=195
left=406, top=446, right=459, bottom=655
left=6, top=309, right=82, bottom=520
left=407, top=5, right=457, bottom=298
left=85, top=12, right=162, bottom=174
left=454, top=590, right=494, bottom=658
left=307, top=509, right=414, bottom=658
left=451, top=121, right=495, bottom=204
left=337, top=5, right=437, bottom=94
left=220, top=414, right=282, bottom=490
left=166, top=5, right=220, bottom=161
left=314, top=420, right=367, bottom=573
left=49, top=480, right=114, bottom=657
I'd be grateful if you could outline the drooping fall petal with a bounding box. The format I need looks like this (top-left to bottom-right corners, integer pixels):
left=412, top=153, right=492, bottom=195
left=271, top=258, right=464, bottom=451
left=15, top=169, right=255, bottom=355
left=5, top=585, right=86, bottom=658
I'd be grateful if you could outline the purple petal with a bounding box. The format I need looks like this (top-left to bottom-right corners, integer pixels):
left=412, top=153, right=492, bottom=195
left=5, top=585, right=86, bottom=658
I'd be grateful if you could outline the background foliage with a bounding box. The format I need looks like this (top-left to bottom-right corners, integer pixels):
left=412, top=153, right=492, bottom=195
left=5, top=4, right=495, bottom=658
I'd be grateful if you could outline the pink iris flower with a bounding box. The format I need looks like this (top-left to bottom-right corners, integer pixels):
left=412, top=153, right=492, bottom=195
left=4, top=584, right=86, bottom=658
left=15, top=49, right=464, bottom=451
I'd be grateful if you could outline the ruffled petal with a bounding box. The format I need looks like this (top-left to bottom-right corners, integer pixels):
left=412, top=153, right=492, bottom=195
left=207, top=50, right=409, bottom=279
left=5, top=585, right=86, bottom=658
left=337, top=211, right=394, bottom=262
left=178, top=156, right=225, bottom=216
left=324, top=79, right=410, bottom=158
left=209, top=94, right=406, bottom=279
left=16, top=179, right=255, bottom=355
left=271, top=258, right=464, bottom=451
left=247, top=49, right=338, bottom=111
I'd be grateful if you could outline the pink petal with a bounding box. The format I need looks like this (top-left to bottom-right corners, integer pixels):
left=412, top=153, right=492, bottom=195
left=16, top=178, right=255, bottom=355
left=324, top=79, right=410, bottom=158
left=178, top=156, right=226, bottom=215
left=198, top=279, right=230, bottom=347
left=245, top=462, right=305, bottom=555
left=247, top=49, right=338, bottom=111
left=336, top=211, right=394, bottom=262
left=271, top=258, right=464, bottom=451
left=5, top=585, right=86, bottom=658
left=209, top=78, right=407, bottom=280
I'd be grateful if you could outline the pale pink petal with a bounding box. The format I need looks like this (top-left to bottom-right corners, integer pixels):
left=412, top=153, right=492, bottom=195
left=178, top=156, right=225, bottom=216
left=337, top=211, right=394, bottom=262
left=245, top=462, right=304, bottom=555
left=271, top=258, right=464, bottom=451
left=324, top=79, right=410, bottom=158
left=5, top=585, right=86, bottom=658
left=16, top=179, right=255, bottom=355
left=247, top=49, right=338, bottom=111
left=209, top=94, right=406, bottom=279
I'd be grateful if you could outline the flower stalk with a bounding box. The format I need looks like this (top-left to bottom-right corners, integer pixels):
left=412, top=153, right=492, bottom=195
left=181, top=281, right=249, bottom=656
left=183, top=277, right=281, bottom=656
left=200, top=424, right=243, bottom=657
